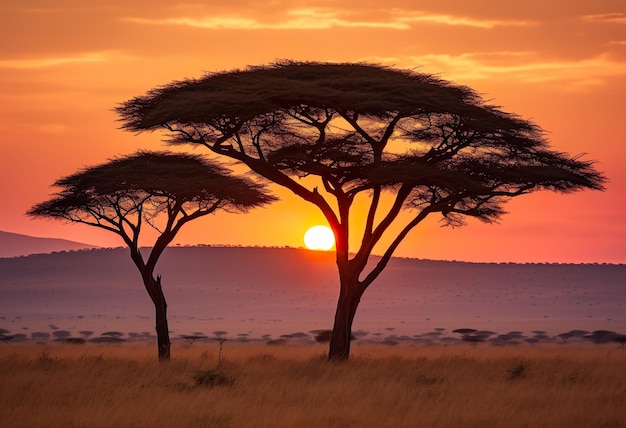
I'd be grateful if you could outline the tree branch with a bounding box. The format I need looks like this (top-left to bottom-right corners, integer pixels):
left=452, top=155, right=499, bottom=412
left=352, top=184, right=412, bottom=271
left=360, top=203, right=438, bottom=289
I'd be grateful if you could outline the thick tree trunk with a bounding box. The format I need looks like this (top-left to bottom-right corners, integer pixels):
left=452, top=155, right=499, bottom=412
left=328, top=276, right=363, bottom=361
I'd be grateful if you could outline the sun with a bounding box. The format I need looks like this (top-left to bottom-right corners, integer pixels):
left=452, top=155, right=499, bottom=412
left=304, top=225, right=335, bottom=251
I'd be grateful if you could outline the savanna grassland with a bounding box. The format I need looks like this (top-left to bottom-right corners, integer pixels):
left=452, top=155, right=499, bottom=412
left=1, top=343, right=624, bottom=427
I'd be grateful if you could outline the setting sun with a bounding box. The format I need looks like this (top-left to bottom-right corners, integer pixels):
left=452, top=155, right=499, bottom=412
left=303, top=225, right=335, bottom=251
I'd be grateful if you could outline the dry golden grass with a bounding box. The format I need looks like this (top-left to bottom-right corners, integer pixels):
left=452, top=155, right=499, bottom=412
left=0, top=342, right=624, bottom=427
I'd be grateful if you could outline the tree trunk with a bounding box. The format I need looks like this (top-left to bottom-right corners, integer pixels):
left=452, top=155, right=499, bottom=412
left=130, top=246, right=172, bottom=362
left=142, top=272, right=170, bottom=362
left=328, top=276, right=363, bottom=361
left=148, top=275, right=171, bottom=362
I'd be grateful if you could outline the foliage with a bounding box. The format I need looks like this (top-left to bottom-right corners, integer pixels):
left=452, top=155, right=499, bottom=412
left=27, top=151, right=276, bottom=242
left=314, top=330, right=333, bottom=343
left=313, top=330, right=356, bottom=343
left=505, top=359, right=529, bottom=380
left=118, top=64, right=604, bottom=226
left=193, top=368, right=234, bottom=387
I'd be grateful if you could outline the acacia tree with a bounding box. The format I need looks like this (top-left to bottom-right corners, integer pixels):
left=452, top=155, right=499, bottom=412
left=117, top=62, right=606, bottom=361
left=28, top=151, right=275, bottom=361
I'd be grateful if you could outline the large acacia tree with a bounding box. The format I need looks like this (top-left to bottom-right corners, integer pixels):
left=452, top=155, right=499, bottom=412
left=28, top=151, right=275, bottom=361
left=117, top=62, right=606, bottom=361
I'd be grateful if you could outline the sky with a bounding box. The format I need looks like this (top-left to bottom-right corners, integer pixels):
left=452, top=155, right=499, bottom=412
left=0, top=0, right=625, bottom=263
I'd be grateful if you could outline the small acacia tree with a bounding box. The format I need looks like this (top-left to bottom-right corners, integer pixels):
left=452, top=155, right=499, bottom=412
left=117, top=61, right=606, bottom=361
left=28, top=150, right=275, bottom=361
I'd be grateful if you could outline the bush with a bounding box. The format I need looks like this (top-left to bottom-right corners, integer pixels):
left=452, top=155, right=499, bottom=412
left=506, top=359, right=528, bottom=380
left=193, top=369, right=234, bottom=387
left=313, top=330, right=356, bottom=343
left=313, top=330, right=333, bottom=343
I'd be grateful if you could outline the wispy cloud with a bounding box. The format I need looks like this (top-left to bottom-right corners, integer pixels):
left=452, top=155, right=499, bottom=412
left=392, top=10, right=537, bottom=29
left=123, top=8, right=408, bottom=30
left=364, top=53, right=626, bottom=89
left=123, top=8, right=534, bottom=31
left=583, top=13, right=626, bottom=24
left=0, top=51, right=124, bottom=69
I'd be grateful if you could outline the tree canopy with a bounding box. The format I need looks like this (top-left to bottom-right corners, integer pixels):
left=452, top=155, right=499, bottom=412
left=29, top=150, right=275, bottom=235
left=117, top=61, right=606, bottom=360
left=119, top=62, right=603, bottom=231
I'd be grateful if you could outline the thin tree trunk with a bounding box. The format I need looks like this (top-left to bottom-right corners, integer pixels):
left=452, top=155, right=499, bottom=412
left=328, top=276, right=362, bottom=361
left=152, top=275, right=171, bottom=361
left=130, top=247, right=172, bottom=362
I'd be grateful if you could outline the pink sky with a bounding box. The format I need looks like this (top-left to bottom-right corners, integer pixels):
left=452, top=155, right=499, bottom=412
left=0, top=1, right=624, bottom=263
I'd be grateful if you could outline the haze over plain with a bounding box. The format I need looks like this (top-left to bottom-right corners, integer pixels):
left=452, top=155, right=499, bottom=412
left=1, top=246, right=624, bottom=340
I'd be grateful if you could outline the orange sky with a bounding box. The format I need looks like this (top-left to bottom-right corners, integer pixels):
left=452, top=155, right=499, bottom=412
left=0, top=0, right=624, bottom=263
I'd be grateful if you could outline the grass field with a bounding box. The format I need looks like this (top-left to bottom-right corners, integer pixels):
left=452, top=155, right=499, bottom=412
left=1, top=342, right=624, bottom=427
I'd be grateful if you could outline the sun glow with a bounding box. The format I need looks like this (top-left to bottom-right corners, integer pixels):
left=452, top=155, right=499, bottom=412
left=303, top=225, right=335, bottom=251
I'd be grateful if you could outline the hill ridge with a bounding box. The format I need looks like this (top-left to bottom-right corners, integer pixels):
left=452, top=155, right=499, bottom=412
left=0, top=230, right=98, bottom=258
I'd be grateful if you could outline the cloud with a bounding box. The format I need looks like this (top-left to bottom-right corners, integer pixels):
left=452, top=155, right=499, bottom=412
left=0, top=51, right=125, bottom=69
left=583, top=13, right=626, bottom=24
left=363, top=53, right=626, bottom=88
left=392, top=10, right=537, bottom=29
left=122, top=8, right=535, bottom=31
left=123, top=8, right=409, bottom=30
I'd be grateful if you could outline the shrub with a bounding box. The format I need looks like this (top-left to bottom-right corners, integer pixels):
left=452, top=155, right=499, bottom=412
left=193, top=369, right=234, bottom=387
left=506, top=359, right=528, bottom=380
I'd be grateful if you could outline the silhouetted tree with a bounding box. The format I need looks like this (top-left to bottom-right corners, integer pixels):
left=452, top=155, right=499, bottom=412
left=117, top=61, right=606, bottom=361
left=584, top=330, right=618, bottom=344
left=101, top=331, right=124, bottom=338
left=558, top=333, right=572, bottom=343
left=612, top=334, right=626, bottom=347
left=78, top=331, right=94, bottom=339
left=28, top=151, right=275, bottom=361
left=452, top=328, right=478, bottom=338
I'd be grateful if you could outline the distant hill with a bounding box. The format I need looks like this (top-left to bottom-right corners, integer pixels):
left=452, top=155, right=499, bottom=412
left=0, top=230, right=98, bottom=258
left=0, top=245, right=624, bottom=339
